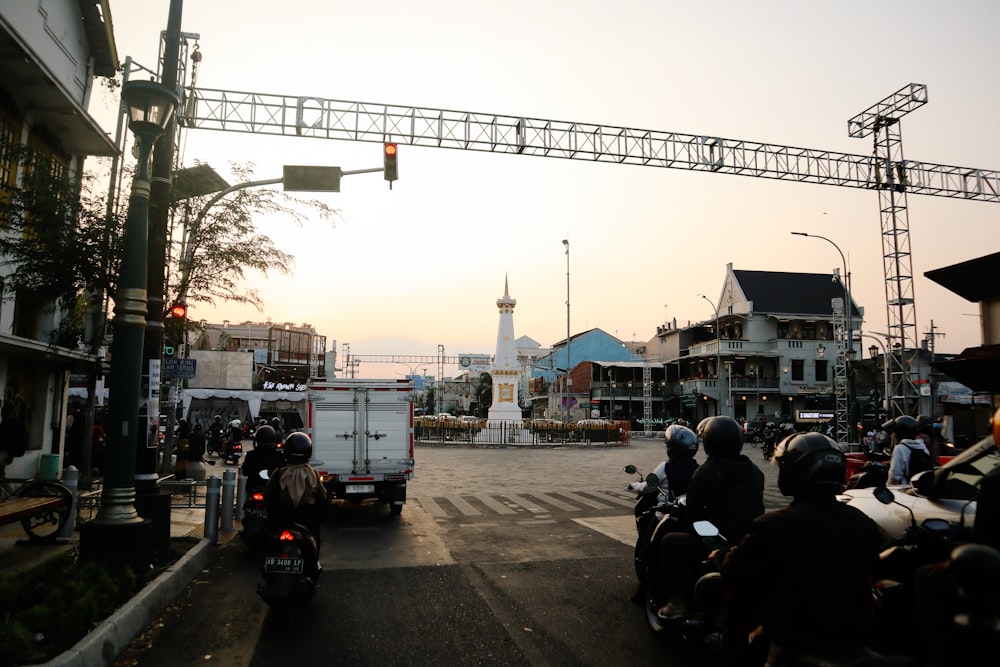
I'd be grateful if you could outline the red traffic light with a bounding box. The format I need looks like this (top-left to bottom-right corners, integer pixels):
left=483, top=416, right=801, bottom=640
left=383, top=142, right=398, bottom=183
left=169, top=302, right=187, bottom=319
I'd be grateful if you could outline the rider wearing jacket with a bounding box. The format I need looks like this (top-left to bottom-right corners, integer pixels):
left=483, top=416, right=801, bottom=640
left=715, top=432, right=883, bottom=663
left=629, top=424, right=700, bottom=504
left=885, top=415, right=932, bottom=485
left=265, top=432, right=328, bottom=552
left=241, top=425, right=286, bottom=491
left=657, top=415, right=765, bottom=619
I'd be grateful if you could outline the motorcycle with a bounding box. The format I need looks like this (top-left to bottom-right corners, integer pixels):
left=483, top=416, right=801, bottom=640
left=222, top=434, right=243, bottom=464
left=240, top=482, right=269, bottom=555
left=257, top=522, right=321, bottom=626
left=254, top=469, right=323, bottom=626
left=623, top=465, right=728, bottom=653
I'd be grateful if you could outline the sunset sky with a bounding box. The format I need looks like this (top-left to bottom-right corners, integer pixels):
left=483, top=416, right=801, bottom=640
left=93, top=1, right=1000, bottom=378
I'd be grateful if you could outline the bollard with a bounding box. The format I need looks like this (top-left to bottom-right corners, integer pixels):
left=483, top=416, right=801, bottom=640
left=58, top=466, right=79, bottom=539
left=236, top=474, right=247, bottom=521
left=205, top=475, right=221, bottom=545
left=221, top=468, right=236, bottom=533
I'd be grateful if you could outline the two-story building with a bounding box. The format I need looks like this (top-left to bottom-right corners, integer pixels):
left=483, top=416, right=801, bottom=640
left=0, top=2, right=117, bottom=478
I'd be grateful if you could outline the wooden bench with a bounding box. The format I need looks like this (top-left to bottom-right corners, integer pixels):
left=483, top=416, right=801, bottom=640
left=0, top=481, right=72, bottom=543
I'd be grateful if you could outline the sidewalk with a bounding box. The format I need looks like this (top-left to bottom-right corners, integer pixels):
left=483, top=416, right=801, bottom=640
left=0, top=491, right=235, bottom=667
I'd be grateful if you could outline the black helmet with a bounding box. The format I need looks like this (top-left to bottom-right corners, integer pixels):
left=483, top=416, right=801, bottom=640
left=697, top=416, right=744, bottom=457
left=283, top=432, right=312, bottom=465
left=883, top=415, right=920, bottom=440
left=214, top=415, right=222, bottom=422
left=774, top=432, right=846, bottom=497
left=255, top=425, right=277, bottom=447
left=271, top=417, right=282, bottom=429
left=664, top=424, right=699, bottom=459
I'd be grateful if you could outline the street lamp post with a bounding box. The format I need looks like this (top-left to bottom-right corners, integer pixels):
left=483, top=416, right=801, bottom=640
left=80, top=80, right=178, bottom=570
left=791, top=232, right=854, bottom=443
left=862, top=334, right=891, bottom=421
left=698, top=294, right=725, bottom=417
left=562, top=239, right=571, bottom=422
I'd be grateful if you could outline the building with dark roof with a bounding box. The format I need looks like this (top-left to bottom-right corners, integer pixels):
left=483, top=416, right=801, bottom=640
left=654, top=263, right=863, bottom=431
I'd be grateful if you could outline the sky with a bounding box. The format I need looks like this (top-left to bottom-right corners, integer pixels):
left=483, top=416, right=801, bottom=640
left=92, top=0, right=1000, bottom=379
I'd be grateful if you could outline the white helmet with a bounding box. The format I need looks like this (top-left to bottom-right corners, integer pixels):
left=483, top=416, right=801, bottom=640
left=230, top=419, right=242, bottom=428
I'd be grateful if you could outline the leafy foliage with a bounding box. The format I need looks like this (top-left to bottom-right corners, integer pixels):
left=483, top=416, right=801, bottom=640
left=169, top=162, right=340, bottom=312
left=0, top=146, right=123, bottom=308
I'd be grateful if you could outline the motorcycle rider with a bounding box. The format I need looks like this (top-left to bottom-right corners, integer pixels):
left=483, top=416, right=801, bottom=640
left=628, top=423, right=700, bottom=503
left=657, top=415, right=765, bottom=619
left=241, top=424, right=285, bottom=491
left=265, top=432, right=328, bottom=553
left=714, top=432, right=884, bottom=665
left=885, top=415, right=933, bottom=485
left=207, top=415, right=225, bottom=455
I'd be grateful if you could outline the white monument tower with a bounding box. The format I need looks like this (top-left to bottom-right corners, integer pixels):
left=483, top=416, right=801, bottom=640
left=487, top=276, right=524, bottom=423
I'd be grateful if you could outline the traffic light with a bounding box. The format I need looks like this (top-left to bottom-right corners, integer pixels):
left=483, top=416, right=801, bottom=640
left=383, top=142, right=398, bottom=185
left=165, top=301, right=187, bottom=349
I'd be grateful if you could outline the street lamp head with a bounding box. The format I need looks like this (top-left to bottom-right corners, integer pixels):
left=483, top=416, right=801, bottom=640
left=869, top=344, right=879, bottom=359
left=791, top=231, right=810, bottom=237
left=122, top=79, right=179, bottom=139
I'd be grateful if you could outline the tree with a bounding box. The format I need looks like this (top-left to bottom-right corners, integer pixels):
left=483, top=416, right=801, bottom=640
left=0, top=146, right=122, bottom=346
left=475, top=372, right=493, bottom=417
left=169, top=162, right=340, bottom=312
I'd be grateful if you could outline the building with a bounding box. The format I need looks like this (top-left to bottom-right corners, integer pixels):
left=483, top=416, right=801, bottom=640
left=0, top=2, right=117, bottom=477
left=657, top=264, right=863, bottom=432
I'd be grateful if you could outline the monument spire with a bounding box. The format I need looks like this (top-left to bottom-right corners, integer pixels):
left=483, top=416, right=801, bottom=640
left=488, top=275, right=523, bottom=423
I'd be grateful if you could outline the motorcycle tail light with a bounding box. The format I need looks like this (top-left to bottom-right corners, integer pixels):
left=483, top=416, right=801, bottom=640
left=279, top=530, right=296, bottom=542
left=251, top=492, right=265, bottom=501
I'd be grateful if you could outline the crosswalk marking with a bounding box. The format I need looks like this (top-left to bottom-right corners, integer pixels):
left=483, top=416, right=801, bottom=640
left=502, top=494, right=545, bottom=513
left=418, top=489, right=637, bottom=520
left=444, top=494, right=482, bottom=516
left=529, top=492, right=580, bottom=512
left=476, top=495, right=518, bottom=515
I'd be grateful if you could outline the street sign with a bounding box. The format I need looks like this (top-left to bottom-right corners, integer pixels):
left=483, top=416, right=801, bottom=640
left=282, top=165, right=342, bottom=192
left=162, top=358, right=197, bottom=379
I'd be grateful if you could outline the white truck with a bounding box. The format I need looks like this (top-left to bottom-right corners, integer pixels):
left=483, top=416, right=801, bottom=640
left=305, top=378, right=415, bottom=514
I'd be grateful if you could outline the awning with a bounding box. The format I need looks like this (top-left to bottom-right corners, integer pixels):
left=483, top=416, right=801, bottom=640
left=930, top=345, right=1000, bottom=394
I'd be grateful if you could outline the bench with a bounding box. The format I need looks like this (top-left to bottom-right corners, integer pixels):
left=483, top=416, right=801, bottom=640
left=0, top=480, right=72, bottom=543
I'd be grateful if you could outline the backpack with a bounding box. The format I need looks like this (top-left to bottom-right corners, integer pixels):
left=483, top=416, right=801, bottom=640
left=904, top=443, right=935, bottom=478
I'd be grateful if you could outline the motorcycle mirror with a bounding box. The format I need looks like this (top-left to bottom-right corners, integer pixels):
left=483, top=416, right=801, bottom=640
left=623, top=465, right=638, bottom=475
left=874, top=486, right=895, bottom=505
left=873, top=485, right=918, bottom=527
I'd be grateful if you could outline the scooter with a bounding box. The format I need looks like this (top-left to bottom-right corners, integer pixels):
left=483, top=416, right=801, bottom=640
left=254, top=469, right=323, bottom=626
left=257, top=522, right=321, bottom=626
left=222, top=436, right=243, bottom=465
left=239, top=483, right=269, bottom=555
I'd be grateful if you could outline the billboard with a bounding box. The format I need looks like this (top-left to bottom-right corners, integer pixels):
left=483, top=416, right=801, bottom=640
left=458, top=353, right=492, bottom=373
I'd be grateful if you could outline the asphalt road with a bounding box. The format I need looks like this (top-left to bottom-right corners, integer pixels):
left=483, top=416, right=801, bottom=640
left=111, top=437, right=786, bottom=667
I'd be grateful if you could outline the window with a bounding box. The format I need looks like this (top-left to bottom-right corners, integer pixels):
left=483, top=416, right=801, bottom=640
left=791, top=359, right=804, bottom=381
left=815, top=360, right=828, bottom=382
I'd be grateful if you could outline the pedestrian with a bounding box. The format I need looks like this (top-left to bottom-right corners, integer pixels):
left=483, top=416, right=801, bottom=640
left=0, top=403, right=28, bottom=479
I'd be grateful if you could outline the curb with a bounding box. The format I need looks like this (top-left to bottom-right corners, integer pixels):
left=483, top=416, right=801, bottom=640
left=35, top=538, right=214, bottom=667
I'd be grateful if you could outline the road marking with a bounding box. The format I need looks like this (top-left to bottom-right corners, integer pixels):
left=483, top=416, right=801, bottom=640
left=502, top=494, right=544, bottom=513
left=529, top=492, right=581, bottom=512
left=418, top=497, right=448, bottom=518
left=517, top=519, right=558, bottom=526
left=444, top=494, right=482, bottom=516
left=476, top=495, right=518, bottom=515
left=581, top=490, right=635, bottom=508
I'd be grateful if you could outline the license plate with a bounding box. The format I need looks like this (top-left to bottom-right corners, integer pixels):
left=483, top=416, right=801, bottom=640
left=264, top=556, right=304, bottom=574
left=346, top=484, right=375, bottom=494
left=244, top=506, right=267, bottom=519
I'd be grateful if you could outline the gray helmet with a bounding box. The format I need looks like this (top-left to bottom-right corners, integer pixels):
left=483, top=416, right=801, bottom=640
left=283, top=432, right=312, bottom=465
left=775, top=432, right=846, bottom=497
left=664, top=424, right=699, bottom=459
left=255, top=425, right=277, bottom=447
left=697, top=415, right=744, bottom=457
left=883, top=415, right=920, bottom=440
